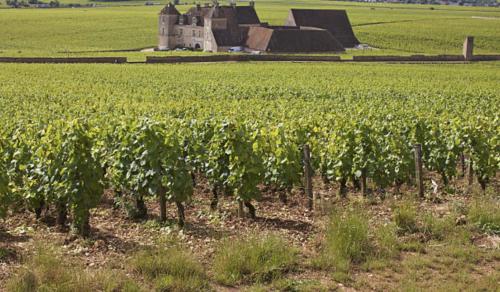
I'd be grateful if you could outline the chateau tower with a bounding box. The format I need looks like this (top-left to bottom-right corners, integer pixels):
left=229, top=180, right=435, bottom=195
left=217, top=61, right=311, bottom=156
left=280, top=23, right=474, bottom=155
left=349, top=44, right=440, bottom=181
left=158, top=3, right=180, bottom=50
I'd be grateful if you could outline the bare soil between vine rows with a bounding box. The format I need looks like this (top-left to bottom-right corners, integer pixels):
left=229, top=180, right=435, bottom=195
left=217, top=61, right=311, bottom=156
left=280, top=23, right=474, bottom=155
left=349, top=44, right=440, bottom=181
left=1, top=174, right=499, bottom=291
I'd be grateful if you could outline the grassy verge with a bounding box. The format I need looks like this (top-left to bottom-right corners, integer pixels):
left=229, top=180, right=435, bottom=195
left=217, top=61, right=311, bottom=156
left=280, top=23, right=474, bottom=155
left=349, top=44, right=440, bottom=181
left=129, top=244, right=209, bottom=292
left=312, top=204, right=400, bottom=282
left=213, top=234, right=299, bottom=286
left=6, top=244, right=141, bottom=292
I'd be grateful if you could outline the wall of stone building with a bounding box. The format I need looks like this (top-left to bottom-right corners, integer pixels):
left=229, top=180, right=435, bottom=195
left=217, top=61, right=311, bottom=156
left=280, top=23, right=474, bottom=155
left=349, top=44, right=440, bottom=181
left=285, top=11, right=296, bottom=26
left=174, top=25, right=205, bottom=49
left=203, top=24, right=216, bottom=52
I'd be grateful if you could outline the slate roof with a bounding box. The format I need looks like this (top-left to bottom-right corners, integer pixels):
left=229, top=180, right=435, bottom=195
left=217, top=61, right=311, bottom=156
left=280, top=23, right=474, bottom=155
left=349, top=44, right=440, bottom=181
left=185, top=6, right=211, bottom=25
left=246, top=26, right=345, bottom=52
left=286, top=9, right=359, bottom=48
left=235, top=6, right=260, bottom=24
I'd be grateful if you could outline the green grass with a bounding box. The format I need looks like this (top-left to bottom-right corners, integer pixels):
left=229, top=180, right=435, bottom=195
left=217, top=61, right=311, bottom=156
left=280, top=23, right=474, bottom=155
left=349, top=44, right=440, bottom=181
left=129, top=245, right=209, bottom=291
left=0, top=0, right=499, bottom=57
left=312, top=205, right=404, bottom=282
left=393, top=199, right=457, bottom=241
left=212, top=234, right=298, bottom=285
left=0, top=247, right=12, bottom=261
left=246, top=279, right=332, bottom=292
left=312, top=206, right=371, bottom=280
left=6, top=244, right=142, bottom=292
left=372, top=223, right=400, bottom=260
left=393, top=200, right=419, bottom=235
left=468, top=195, right=500, bottom=235
left=421, top=212, right=455, bottom=241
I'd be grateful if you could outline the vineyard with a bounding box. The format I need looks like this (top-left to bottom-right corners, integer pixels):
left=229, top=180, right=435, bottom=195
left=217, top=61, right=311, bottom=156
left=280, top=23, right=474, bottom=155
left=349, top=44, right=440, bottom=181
left=0, top=62, right=499, bottom=290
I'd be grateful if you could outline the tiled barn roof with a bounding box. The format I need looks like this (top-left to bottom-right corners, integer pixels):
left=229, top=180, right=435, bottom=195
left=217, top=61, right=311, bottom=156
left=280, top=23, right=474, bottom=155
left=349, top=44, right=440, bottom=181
left=246, top=26, right=345, bottom=52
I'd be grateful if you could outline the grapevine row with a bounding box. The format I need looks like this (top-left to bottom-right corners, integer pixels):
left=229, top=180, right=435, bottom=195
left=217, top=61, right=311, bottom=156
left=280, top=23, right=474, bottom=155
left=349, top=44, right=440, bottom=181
left=1, top=114, right=497, bottom=236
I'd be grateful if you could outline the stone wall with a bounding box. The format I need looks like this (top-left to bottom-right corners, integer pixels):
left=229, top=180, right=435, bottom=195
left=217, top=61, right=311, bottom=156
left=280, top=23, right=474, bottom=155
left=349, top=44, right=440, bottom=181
left=352, top=55, right=465, bottom=62
left=0, top=57, right=127, bottom=63
left=472, top=55, right=500, bottom=61
left=146, top=55, right=342, bottom=63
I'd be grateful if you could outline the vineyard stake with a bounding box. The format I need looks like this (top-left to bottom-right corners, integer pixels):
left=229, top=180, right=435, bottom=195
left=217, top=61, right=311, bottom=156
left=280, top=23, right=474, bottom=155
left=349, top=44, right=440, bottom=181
left=414, top=144, right=424, bottom=198
left=159, top=187, right=167, bottom=222
left=467, top=159, right=474, bottom=186
left=361, top=169, right=367, bottom=196
left=460, top=153, right=466, bottom=178
left=303, top=144, right=314, bottom=211
left=237, top=199, right=245, bottom=218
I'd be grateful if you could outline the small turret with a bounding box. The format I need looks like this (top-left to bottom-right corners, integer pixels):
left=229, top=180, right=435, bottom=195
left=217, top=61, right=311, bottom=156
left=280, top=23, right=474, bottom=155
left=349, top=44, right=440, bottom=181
left=160, top=2, right=180, bottom=15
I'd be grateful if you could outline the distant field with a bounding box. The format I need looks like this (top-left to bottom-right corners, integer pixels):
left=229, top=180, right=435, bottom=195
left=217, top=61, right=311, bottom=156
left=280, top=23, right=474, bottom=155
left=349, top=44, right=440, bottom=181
left=0, top=0, right=499, bottom=57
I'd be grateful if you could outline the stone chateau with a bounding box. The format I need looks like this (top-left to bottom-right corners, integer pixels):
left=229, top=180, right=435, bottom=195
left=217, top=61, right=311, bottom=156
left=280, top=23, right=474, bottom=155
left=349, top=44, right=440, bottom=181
left=158, top=2, right=359, bottom=53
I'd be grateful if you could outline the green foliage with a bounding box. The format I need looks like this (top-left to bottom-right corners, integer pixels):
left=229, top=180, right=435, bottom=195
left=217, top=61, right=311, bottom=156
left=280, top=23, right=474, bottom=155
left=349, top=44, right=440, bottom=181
left=261, top=124, right=302, bottom=191
left=225, top=122, right=264, bottom=202
left=108, top=118, right=193, bottom=219
left=0, top=62, right=498, bottom=227
left=203, top=121, right=264, bottom=204
left=1, top=120, right=104, bottom=234
left=0, top=137, right=11, bottom=218
left=130, top=246, right=209, bottom=291
left=213, top=234, right=298, bottom=285
left=58, top=121, right=104, bottom=233
left=35, top=120, right=104, bottom=234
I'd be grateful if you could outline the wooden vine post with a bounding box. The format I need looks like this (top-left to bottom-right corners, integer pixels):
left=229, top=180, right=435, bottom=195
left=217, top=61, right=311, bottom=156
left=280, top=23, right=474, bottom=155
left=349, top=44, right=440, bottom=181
left=467, top=159, right=474, bottom=186
left=460, top=153, right=466, bottom=178
left=159, top=186, right=167, bottom=222
left=237, top=200, right=245, bottom=218
left=414, top=144, right=424, bottom=198
left=360, top=169, right=367, bottom=196
left=303, top=144, right=314, bottom=211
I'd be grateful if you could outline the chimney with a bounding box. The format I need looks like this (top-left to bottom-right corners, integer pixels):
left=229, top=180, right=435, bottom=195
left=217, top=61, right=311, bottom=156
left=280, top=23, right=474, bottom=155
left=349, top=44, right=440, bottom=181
left=196, top=3, right=201, bottom=10
left=463, top=36, right=474, bottom=61
left=249, top=0, right=255, bottom=7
